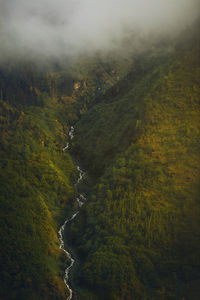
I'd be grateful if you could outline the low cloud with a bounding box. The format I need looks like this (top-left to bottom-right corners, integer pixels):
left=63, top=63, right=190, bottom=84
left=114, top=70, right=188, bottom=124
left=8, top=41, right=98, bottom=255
left=0, top=0, right=199, bottom=62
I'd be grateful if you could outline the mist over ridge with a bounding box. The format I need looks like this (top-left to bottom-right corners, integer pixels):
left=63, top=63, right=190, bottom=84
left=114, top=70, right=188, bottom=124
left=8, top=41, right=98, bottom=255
left=0, top=0, right=199, bottom=62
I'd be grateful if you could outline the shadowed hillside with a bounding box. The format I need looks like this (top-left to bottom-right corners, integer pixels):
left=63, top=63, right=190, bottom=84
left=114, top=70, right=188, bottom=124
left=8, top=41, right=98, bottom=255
left=67, top=27, right=200, bottom=300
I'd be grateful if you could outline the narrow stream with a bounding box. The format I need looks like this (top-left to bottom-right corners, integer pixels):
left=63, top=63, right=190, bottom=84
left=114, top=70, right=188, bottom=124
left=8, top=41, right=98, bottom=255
left=58, top=126, right=86, bottom=300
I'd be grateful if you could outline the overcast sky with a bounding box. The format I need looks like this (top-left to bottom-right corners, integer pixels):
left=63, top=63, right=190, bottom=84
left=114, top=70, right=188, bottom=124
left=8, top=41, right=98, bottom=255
left=0, top=0, right=199, bottom=61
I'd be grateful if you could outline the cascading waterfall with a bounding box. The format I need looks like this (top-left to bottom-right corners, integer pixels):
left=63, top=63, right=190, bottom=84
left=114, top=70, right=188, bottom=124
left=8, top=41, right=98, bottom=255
left=58, top=126, right=86, bottom=300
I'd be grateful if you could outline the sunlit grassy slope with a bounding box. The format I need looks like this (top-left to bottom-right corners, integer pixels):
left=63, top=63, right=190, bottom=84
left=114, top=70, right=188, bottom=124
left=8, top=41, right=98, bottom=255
left=68, top=35, right=200, bottom=299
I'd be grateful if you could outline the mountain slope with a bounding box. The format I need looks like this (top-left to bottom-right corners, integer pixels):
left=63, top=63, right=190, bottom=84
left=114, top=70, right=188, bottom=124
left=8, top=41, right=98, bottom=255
left=0, top=23, right=199, bottom=300
left=0, top=56, right=130, bottom=300
left=0, top=67, right=79, bottom=300
left=67, top=36, right=200, bottom=299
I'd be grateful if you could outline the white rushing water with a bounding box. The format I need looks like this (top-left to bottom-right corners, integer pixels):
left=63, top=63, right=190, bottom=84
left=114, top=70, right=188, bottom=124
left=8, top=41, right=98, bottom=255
left=59, top=126, right=86, bottom=300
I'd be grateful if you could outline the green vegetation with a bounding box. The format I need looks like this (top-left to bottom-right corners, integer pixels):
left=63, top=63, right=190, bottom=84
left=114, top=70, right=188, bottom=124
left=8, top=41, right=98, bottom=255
left=0, top=23, right=200, bottom=300
left=0, top=66, right=79, bottom=300
left=0, top=57, right=129, bottom=299
left=67, top=32, right=200, bottom=299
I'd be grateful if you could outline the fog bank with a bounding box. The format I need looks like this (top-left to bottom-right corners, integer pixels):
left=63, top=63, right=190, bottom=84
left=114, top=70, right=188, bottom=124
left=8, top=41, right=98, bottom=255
left=0, top=0, right=199, bottom=61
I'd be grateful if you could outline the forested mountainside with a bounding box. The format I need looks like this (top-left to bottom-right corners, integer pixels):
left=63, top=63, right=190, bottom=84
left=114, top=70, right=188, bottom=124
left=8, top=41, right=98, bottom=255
left=0, top=58, right=128, bottom=299
left=0, top=22, right=200, bottom=300
left=67, top=29, right=200, bottom=299
left=0, top=66, right=78, bottom=300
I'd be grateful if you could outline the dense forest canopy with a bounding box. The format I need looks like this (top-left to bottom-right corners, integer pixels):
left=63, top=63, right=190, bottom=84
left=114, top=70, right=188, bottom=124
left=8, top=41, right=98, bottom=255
left=0, top=10, right=200, bottom=300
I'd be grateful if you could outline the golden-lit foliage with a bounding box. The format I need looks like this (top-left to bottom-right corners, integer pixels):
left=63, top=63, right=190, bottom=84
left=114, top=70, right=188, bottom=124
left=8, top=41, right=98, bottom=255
left=67, top=42, right=200, bottom=299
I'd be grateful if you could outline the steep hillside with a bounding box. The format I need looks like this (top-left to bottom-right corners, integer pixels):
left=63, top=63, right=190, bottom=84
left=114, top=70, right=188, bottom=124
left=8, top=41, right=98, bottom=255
left=0, top=22, right=199, bottom=300
left=67, top=35, right=200, bottom=299
left=0, top=66, right=79, bottom=300
left=0, top=56, right=130, bottom=299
